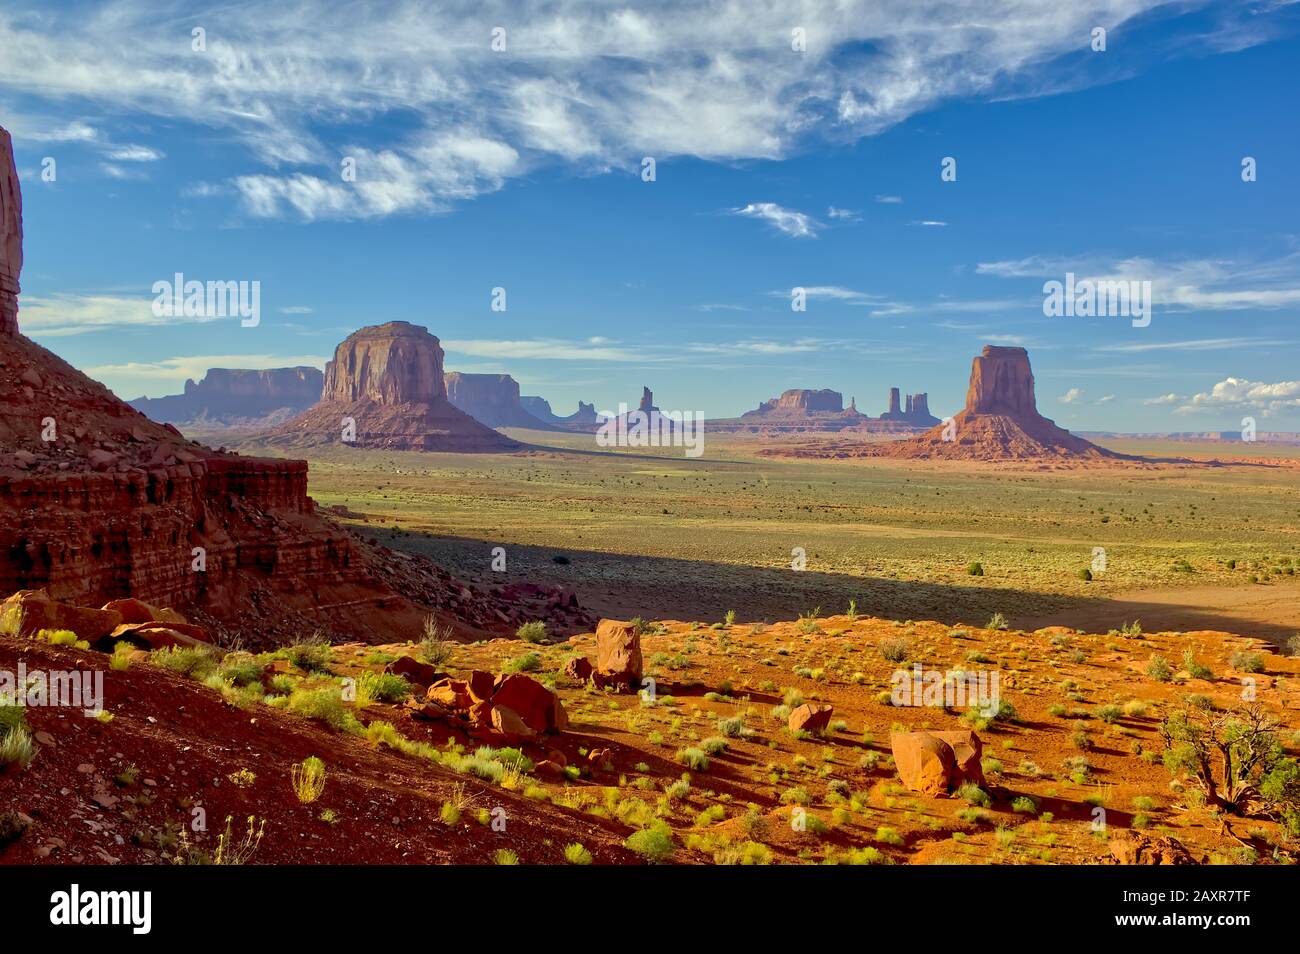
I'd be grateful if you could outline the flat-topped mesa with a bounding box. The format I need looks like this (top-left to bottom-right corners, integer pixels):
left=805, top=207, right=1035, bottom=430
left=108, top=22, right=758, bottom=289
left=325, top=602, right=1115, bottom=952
left=324, top=321, right=445, bottom=403
left=446, top=372, right=557, bottom=429
left=131, top=366, right=323, bottom=426
left=966, top=345, right=1037, bottom=415
left=519, top=396, right=600, bottom=430
left=0, top=126, right=22, bottom=337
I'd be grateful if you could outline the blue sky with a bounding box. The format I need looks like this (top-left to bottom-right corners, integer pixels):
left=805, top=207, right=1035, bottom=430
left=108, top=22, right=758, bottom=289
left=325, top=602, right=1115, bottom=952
left=2, top=0, right=1299, bottom=430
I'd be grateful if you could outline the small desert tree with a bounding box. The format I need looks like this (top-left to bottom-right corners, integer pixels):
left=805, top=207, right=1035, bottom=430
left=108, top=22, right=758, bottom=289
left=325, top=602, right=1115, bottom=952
left=1159, top=703, right=1291, bottom=819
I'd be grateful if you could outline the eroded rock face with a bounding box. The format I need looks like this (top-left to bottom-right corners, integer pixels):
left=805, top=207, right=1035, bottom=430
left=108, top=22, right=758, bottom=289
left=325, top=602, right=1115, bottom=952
left=323, top=321, right=446, bottom=403
left=0, top=126, right=22, bottom=337
left=966, top=346, right=1037, bottom=415
left=131, top=367, right=323, bottom=426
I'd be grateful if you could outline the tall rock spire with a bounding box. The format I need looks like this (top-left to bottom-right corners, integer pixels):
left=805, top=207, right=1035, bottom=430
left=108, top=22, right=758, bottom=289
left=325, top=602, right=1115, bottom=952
left=0, top=126, right=22, bottom=337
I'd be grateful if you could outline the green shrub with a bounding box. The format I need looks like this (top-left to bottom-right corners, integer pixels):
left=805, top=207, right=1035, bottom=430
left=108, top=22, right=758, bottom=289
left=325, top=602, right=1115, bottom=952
left=1230, top=651, right=1264, bottom=674
left=359, top=671, right=411, bottom=703
left=563, top=843, right=593, bottom=865
left=150, top=645, right=218, bottom=681
left=284, top=634, right=333, bottom=673
left=878, top=637, right=911, bottom=663
left=287, top=687, right=362, bottom=733
left=1146, top=655, right=1173, bottom=682
left=516, top=621, right=548, bottom=644
left=967, top=562, right=984, bottom=576
left=504, top=652, right=541, bottom=674
left=625, top=825, right=675, bottom=863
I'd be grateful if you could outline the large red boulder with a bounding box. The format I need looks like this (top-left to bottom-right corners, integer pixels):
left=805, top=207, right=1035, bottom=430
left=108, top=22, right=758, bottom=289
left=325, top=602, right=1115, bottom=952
left=594, top=619, right=642, bottom=689
left=490, top=674, right=565, bottom=734
left=102, top=598, right=188, bottom=626
left=386, top=655, right=446, bottom=688
left=890, top=730, right=985, bottom=796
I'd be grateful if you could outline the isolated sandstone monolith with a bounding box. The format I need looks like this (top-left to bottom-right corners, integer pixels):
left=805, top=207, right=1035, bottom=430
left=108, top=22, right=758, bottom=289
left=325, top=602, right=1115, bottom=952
left=267, top=322, right=517, bottom=451
left=0, top=125, right=21, bottom=336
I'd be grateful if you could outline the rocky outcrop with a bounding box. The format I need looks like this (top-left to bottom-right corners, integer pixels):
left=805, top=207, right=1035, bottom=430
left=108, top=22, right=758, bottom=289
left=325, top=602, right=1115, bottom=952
left=519, top=396, right=599, bottom=430
left=445, top=372, right=557, bottom=429
left=638, top=387, right=657, bottom=414
left=0, top=127, right=21, bottom=337
left=130, top=367, right=323, bottom=427
left=266, top=322, right=517, bottom=452
left=860, top=347, right=1122, bottom=461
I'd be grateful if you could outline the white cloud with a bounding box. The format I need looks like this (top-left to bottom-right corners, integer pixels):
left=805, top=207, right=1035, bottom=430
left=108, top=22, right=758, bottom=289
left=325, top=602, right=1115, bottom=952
left=875, top=195, right=903, bottom=204
left=0, top=0, right=1239, bottom=221
left=1058, top=387, right=1083, bottom=404
left=442, top=338, right=657, bottom=362
left=977, top=251, right=1300, bottom=312
left=733, top=202, right=820, bottom=239
left=279, top=306, right=314, bottom=315
left=1175, top=377, right=1300, bottom=417
left=827, top=206, right=859, bottom=221
left=19, top=292, right=255, bottom=336
left=1143, top=393, right=1182, bottom=405
left=106, top=144, right=164, bottom=161
left=911, top=220, right=948, bottom=227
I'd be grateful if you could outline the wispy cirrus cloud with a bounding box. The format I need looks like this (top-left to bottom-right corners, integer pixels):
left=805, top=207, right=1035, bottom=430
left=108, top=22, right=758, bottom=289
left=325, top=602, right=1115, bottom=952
left=732, top=202, right=821, bottom=239
left=977, top=250, right=1300, bottom=312
left=0, top=0, right=1264, bottom=221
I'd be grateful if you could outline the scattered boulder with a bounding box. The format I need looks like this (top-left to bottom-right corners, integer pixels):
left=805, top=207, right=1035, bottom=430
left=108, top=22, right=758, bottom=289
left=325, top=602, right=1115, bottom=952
left=1108, top=830, right=1196, bottom=865
left=890, top=730, right=985, bottom=796
left=109, top=621, right=211, bottom=651
left=490, top=704, right=537, bottom=741
left=466, top=670, right=495, bottom=703
left=101, top=598, right=188, bottom=626
left=426, top=678, right=472, bottom=710
left=564, top=656, right=594, bottom=683
left=0, top=590, right=122, bottom=642
left=385, top=655, right=445, bottom=688
left=490, top=674, right=566, bottom=735
left=594, top=619, right=642, bottom=689
left=788, top=703, right=834, bottom=734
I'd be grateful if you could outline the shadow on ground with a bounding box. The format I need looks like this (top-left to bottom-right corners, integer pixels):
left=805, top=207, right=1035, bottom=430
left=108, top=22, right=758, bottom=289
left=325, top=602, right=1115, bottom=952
left=352, top=526, right=1297, bottom=644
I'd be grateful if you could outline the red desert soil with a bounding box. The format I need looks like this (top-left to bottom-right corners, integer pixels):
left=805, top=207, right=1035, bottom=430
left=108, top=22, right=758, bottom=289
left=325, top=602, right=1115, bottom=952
left=5, top=610, right=1298, bottom=865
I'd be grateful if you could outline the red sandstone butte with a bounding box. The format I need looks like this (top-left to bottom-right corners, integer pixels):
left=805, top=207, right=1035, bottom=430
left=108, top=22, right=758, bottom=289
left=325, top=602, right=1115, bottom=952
left=267, top=322, right=518, bottom=451
left=0, top=126, right=20, bottom=337
left=863, top=346, right=1122, bottom=461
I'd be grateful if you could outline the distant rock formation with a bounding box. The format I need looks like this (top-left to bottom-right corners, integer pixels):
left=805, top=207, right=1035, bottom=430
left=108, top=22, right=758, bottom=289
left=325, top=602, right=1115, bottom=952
left=267, top=322, right=517, bottom=452
left=638, top=386, right=658, bottom=414
left=520, top=396, right=599, bottom=430
left=130, top=367, right=323, bottom=427
left=0, top=127, right=20, bottom=336
left=880, top=388, right=941, bottom=427
left=865, top=346, right=1121, bottom=460
left=744, top=388, right=845, bottom=417
left=445, top=372, right=557, bottom=429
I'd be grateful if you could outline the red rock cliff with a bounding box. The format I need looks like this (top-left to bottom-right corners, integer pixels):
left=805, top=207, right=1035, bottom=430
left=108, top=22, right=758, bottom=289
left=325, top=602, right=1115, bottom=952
left=966, top=346, right=1038, bottom=416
